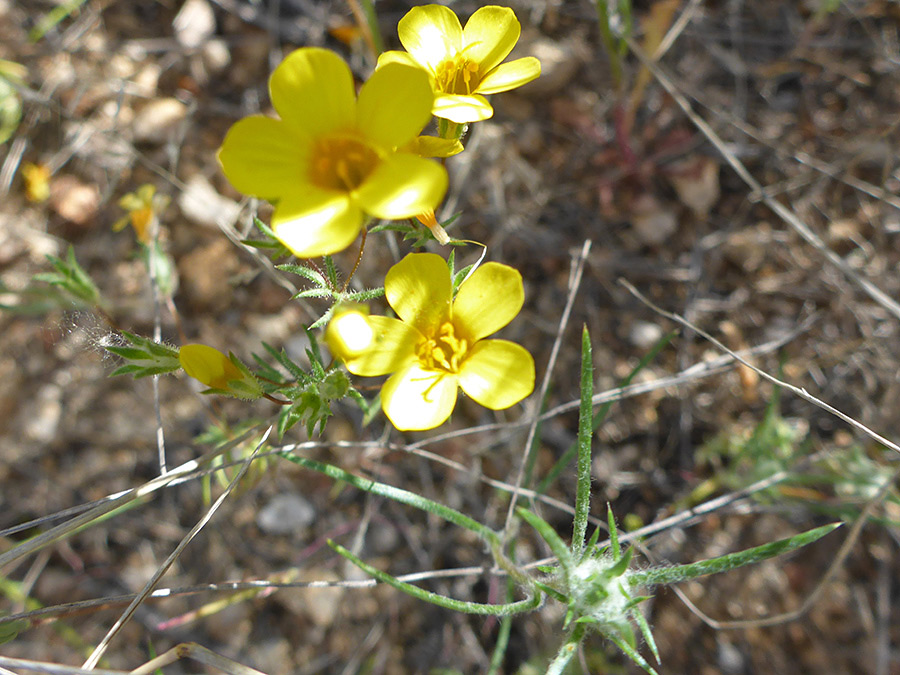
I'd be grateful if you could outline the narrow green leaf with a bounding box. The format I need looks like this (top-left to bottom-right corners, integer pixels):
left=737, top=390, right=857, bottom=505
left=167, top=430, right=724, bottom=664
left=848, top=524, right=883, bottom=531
left=609, top=632, right=658, bottom=675
left=280, top=453, right=499, bottom=545
left=533, top=579, right=568, bottom=604
left=110, top=364, right=144, bottom=377
left=308, top=306, right=335, bottom=330
left=516, top=507, right=573, bottom=577
left=545, top=624, right=586, bottom=675
left=0, top=617, right=26, bottom=645
left=572, top=325, right=594, bottom=555
left=607, top=546, right=633, bottom=578
left=631, top=602, right=660, bottom=665
left=487, top=611, right=513, bottom=675
left=608, top=505, right=620, bottom=558
left=261, top=342, right=308, bottom=383
left=582, top=521, right=603, bottom=563
left=131, top=365, right=182, bottom=378
left=105, top=346, right=147, bottom=360
left=538, top=329, right=676, bottom=493
left=293, top=289, right=333, bottom=299
left=330, top=541, right=541, bottom=615
left=277, top=263, right=328, bottom=287
left=344, top=286, right=385, bottom=301
left=323, top=255, right=339, bottom=287
left=629, top=523, right=842, bottom=587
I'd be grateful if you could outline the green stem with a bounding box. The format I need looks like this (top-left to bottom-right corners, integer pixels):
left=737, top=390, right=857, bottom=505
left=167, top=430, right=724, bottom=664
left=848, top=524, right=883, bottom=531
left=486, top=582, right=515, bottom=675
left=516, top=508, right=573, bottom=578
left=538, top=329, right=675, bottom=493
left=330, top=541, right=541, bottom=615
left=279, top=452, right=500, bottom=546
left=546, top=624, right=586, bottom=675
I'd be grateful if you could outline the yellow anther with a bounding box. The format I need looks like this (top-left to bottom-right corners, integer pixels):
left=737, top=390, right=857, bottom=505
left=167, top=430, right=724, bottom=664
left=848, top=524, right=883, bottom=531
left=417, top=322, right=469, bottom=373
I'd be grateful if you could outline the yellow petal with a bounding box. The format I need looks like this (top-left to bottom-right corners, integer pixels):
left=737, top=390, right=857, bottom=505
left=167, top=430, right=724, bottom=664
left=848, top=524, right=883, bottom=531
left=405, top=135, right=464, bottom=158
left=325, top=308, right=374, bottom=361
left=340, top=315, right=419, bottom=377
left=433, top=93, right=493, bottom=123
left=354, top=153, right=447, bottom=220
left=381, top=364, right=459, bottom=430
left=217, top=116, right=307, bottom=200
left=272, top=189, right=362, bottom=257
left=385, top=253, right=452, bottom=336
left=357, top=63, right=433, bottom=149
left=269, top=48, right=355, bottom=139
left=376, top=50, right=426, bottom=72
left=462, top=6, right=520, bottom=73
left=452, top=262, right=524, bottom=341
left=179, top=344, right=242, bottom=389
left=477, top=57, right=541, bottom=95
left=397, top=4, right=462, bottom=71
left=458, top=339, right=534, bottom=409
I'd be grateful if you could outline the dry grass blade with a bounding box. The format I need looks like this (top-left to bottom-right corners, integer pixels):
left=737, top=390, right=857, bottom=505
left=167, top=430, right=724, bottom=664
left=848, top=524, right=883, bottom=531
left=129, top=642, right=268, bottom=675
left=623, top=35, right=900, bottom=322
left=0, top=566, right=493, bottom=628
left=81, top=427, right=272, bottom=669
left=619, top=278, right=900, bottom=456
left=502, top=240, right=592, bottom=536
left=0, top=425, right=263, bottom=572
left=671, top=463, right=900, bottom=629
left=0, top=657, right=125, bottom=675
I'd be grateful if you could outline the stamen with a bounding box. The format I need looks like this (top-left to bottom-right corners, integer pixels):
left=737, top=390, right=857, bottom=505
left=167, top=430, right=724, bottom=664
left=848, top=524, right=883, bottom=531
left=417, top=322, right=469, bottom=373
left=310, top=135, right=380, bottom=192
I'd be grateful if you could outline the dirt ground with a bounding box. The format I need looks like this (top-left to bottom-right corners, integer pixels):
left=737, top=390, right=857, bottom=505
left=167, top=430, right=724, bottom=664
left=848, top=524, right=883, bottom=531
left=2, top=0, right=900, bottom=673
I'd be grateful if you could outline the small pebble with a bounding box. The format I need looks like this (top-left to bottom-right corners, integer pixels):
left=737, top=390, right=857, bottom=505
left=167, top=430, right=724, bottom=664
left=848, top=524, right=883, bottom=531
left=256, top=493, right=316, bottom=535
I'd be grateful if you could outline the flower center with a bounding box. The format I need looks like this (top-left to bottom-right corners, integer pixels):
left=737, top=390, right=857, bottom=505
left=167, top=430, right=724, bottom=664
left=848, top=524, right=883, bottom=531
left=435, top=56, right=480, bottom=95
left=417, top=322, right=469, bottom=374
left=309, top=135, right=381, bottom=192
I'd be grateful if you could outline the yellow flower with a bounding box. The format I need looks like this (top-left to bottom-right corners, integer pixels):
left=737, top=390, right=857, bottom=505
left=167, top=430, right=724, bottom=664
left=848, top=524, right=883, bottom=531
left=113, top=184, right=169, bottom=244
left=327, top=253, right=534, bottom=431
left=218, top=47, right=448, bottom=258
left=179, top=344, right=262, bottom=399
left=21, top=162, right=50, bottom=203
left=378, top=5, right=541, bottom=124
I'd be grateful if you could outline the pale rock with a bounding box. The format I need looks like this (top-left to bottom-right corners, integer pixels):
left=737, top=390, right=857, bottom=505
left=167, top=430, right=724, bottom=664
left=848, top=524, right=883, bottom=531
left=631, top=194, right=677, bottom=246
left=23, top=383, right=63, bottom=443
left=517, top=35, right=587, bottom=97
left=256, top=493, right=316, bottom=535
left=177, top=238, right=239, bottom=312
left=278, top=570, right=344, bottom=628
left=131, top=98, right=188, bottom=144
left=133, top=62, right=162, bottom=97
left=173, top=0, right=216, bottom=50
left=628, top=320, right=664, bottom=349
left=201, top=39, right=231, bottom=75
left=177, top=174, right=241, bottom=229
left=49, top=175, right=100, bottom=226
left=668, top=156, right=720, bottom=219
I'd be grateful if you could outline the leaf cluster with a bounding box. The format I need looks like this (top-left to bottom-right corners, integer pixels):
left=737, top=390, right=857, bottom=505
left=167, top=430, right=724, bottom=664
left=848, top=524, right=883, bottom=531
left=33, top=246, right=101, bottom=308
left=252, top=332, right=360, bottom=437
left=105, top=331, right=181, bottom=378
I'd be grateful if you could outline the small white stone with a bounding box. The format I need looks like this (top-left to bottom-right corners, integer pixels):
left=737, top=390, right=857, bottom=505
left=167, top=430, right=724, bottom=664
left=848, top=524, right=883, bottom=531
left=177, top=174, right=241, bottom=229
left=201, top=39, right=231, bottom=74
left=257, top=493, right=316, bottom=535
left=628, top=321, right=664, bottom=350
left=131, top=98, right=188, bottom=144
left=173, top=0, right=216, bottom=50
left=23, top=383, right=63, bottom=443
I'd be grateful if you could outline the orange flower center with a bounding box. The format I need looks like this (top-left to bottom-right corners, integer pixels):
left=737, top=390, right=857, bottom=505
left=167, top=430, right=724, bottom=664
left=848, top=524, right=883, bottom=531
left=417, top=321, right=469, bottom=373
left=310, top=135, right=380, bottom=192
left=435, top=56, right=480, bottom=95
